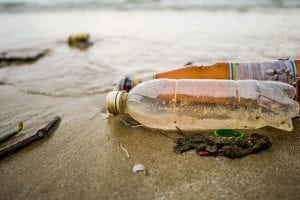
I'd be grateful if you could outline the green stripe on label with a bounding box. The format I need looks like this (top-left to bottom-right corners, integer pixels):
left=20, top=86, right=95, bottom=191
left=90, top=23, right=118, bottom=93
left=229, top=63, right=233, bottom=80
left=233, top=63, right=237, bottom=80
left=230, top=63, right=236, bottom=80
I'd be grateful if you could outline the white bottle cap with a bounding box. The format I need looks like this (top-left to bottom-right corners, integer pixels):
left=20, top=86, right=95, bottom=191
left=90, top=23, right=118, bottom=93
left=106, top=91, right=127, bottom=115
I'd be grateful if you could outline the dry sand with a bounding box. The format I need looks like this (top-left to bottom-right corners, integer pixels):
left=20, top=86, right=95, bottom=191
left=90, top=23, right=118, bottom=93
left=0, top=84, right=300, bottom=200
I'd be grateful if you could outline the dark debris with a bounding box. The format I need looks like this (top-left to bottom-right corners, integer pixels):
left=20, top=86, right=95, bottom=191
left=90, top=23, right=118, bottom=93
left=68, top=33, right=93, bottom=50
left=174, top=133, right=271, bottom=159
left=0, top=49, right=49, bottom=68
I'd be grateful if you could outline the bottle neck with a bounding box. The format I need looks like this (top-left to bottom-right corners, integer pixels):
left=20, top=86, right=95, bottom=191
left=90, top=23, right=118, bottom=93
left=117, top=92, right=128, bottom=114
left=106, top=91, right=128, bottom=115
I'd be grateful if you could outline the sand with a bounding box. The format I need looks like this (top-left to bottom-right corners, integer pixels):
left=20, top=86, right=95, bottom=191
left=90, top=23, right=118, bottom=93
left=1, top=85, right=300, bottom=200
left=1, top=9, right=300, bottom=200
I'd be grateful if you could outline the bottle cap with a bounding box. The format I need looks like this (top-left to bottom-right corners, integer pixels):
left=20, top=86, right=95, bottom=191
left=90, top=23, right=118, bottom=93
left=117, top=77, right=134, bottom=92
left=214, top=129, right=244, bottom=138
left=106, top=91, right=127, bottom=115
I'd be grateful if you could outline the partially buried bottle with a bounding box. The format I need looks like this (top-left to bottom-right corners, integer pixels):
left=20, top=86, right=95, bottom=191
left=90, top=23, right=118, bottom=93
left=107, top=79, right=299, bottom=131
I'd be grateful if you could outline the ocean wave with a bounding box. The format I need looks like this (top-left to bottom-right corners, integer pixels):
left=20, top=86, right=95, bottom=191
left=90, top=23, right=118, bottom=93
left=1, top=0, right=300, bottom=12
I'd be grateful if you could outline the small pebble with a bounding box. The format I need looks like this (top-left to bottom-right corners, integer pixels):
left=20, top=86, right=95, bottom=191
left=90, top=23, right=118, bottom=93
left=133, top=164, right=145, bottom=173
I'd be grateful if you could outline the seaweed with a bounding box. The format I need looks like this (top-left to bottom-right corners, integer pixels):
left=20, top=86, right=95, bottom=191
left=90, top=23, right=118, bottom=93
left=174, top=133, right=272, bottom=159
left=68, top=33, right=93, bottom=50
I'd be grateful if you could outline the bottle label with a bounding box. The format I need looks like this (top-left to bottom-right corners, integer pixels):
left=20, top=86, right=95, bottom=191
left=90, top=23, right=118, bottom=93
left=229, top=60, right=297, bottom=85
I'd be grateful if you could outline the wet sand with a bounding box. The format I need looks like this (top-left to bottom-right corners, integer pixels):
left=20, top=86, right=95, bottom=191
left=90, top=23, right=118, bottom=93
left=0, top=84, right=300, bottom=199
left=1, top=10, right=300, bottom=199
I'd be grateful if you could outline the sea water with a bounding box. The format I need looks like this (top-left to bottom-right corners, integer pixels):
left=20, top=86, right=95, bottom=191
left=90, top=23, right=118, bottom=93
left=0, top=1, right=300, bottom=98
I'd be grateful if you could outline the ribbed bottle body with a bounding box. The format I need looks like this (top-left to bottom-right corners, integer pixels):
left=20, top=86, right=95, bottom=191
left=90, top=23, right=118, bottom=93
left=126, top=79, right=298, bottom=131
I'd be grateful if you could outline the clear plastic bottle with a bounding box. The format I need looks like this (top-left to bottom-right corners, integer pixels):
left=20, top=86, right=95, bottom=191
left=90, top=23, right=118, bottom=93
left=107, top=79, right=299, bottom=131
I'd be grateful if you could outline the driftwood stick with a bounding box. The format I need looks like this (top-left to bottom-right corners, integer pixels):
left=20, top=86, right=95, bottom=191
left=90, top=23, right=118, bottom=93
left=0, top=116, right=61, bottom=160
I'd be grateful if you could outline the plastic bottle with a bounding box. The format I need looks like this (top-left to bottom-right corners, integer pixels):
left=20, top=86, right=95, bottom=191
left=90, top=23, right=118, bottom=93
left=117, top=59, right=300, bottom=93
left=107, top=79, right=299, bottom=131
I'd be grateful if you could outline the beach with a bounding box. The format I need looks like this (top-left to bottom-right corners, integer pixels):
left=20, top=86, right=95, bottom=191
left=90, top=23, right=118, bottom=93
left=1, top=9, right=300, bottom=199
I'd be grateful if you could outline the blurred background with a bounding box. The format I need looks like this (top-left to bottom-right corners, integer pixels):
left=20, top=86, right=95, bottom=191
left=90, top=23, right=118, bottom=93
left=1, top=0, right=300, bottom=11
left=0, top=0, right=300, bottom=97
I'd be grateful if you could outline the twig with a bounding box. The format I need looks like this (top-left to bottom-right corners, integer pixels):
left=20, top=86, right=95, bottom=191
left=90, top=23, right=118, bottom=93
left=0, top=116, right=61, bottom=160
left=119, top=143, right=130, bottom=158
left=175, top=126, right=187, bottom=138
